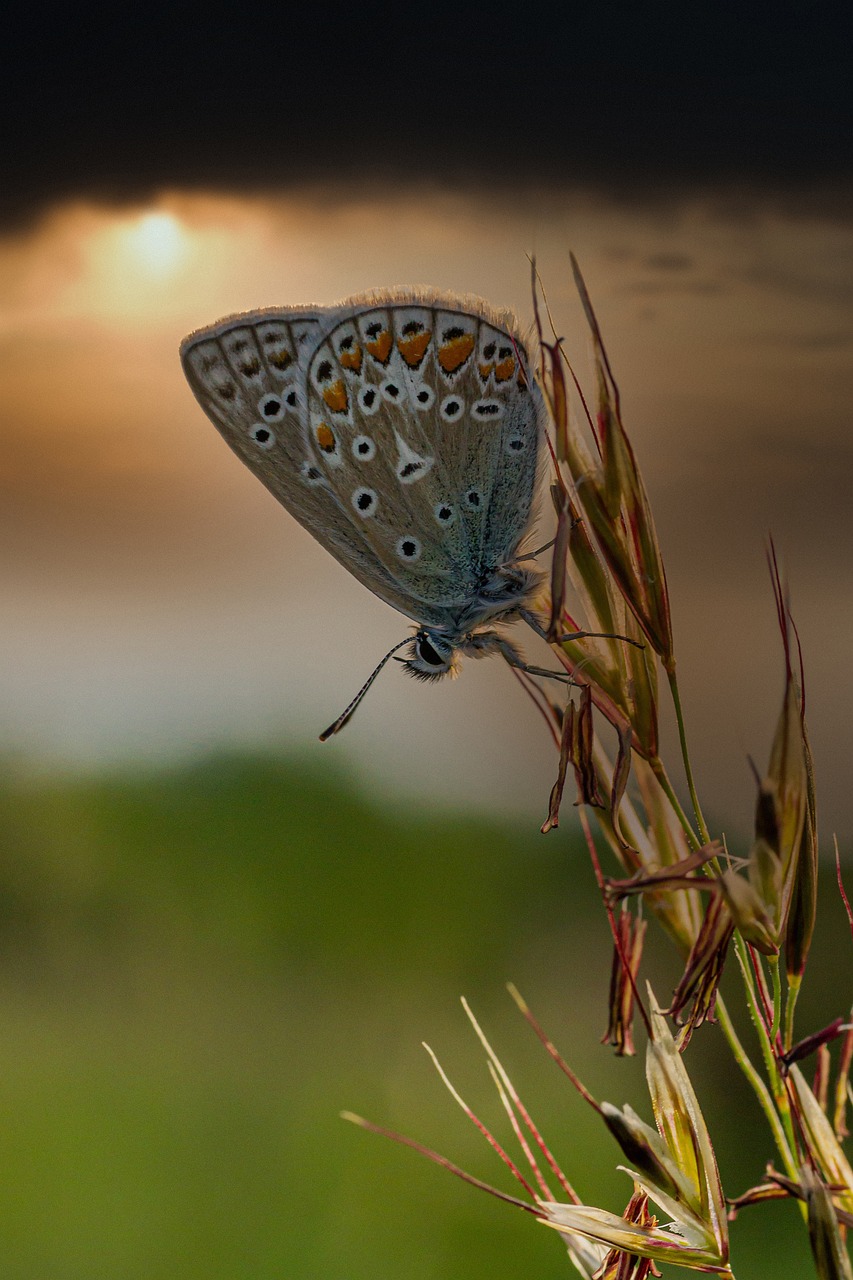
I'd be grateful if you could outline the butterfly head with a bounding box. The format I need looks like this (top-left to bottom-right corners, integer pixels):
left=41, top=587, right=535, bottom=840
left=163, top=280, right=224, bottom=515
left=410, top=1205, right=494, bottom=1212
left=398, top=630, right=460, bottom=682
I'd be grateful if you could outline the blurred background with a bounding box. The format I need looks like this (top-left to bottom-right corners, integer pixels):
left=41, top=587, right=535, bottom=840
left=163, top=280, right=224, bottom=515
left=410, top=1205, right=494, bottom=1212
left=2, top=2, right=852, bottom=1276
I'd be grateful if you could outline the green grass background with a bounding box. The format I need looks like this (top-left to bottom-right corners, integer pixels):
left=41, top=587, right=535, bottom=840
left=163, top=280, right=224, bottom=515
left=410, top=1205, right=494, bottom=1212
left=0, top=751, right=846, bottom=1279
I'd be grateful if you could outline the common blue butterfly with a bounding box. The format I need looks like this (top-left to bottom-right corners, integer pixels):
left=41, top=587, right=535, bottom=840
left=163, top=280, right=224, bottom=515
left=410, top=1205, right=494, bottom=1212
left=181, top=291, right=570, bottom=737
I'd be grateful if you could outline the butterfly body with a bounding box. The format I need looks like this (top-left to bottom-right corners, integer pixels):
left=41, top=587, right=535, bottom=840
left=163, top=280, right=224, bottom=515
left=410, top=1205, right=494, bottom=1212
left=181, top=290, right=548, bottom=732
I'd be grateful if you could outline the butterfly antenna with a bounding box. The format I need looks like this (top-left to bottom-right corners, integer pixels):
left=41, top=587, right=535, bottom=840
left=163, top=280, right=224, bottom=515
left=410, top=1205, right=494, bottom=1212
left=319, top=637, right=413, bottom=741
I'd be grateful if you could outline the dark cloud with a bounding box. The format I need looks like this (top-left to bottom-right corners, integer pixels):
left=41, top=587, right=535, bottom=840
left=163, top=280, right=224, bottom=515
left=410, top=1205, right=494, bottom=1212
left=4, top=1, right=853, bottom=229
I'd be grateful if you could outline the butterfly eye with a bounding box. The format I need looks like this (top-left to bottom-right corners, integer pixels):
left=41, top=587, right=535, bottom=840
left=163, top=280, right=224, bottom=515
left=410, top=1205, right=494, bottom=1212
left=249, top=424, right=276, bottom=450
left=416, top=635, right=447, bottom=667
left=352, top=435, right=376, bottom=461
left=352, top=487, right=378, bottom=517
left=395, top=536, right=422, bottom=562
left=358, top=385, right=381, bottom=415
left=258, top=395, right=284, bottom=421
left=440, top=395, right=464, bottom=421
left=413, top=385, right=435, bottom=411
left=434, top=502, right=455, bottom=526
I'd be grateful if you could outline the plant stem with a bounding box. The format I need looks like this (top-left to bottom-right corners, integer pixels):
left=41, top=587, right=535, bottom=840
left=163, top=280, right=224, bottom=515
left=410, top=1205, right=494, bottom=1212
left=666, top=664, right=711, bottom=846
left=715, top=994, right=798, bottom=1184
left=649, top=755, right=701, bottom=851
left=784, top=973, right=802, bottom=1053
left=769, top=955, right=783, bottom=1047
left=731, top=933, right=799, bottom=1170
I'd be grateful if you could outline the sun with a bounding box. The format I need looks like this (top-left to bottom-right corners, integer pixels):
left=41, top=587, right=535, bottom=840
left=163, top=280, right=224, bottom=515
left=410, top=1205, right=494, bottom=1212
left=123, top=211, right=188, bottom=277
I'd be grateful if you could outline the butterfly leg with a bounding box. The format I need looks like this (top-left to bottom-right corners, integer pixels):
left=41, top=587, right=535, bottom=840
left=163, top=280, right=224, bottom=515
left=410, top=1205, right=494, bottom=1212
left=511, top=537, right=556, bottom=563
left=461, top=630, right=579, bottom=687
left=519, top=609, right=644, bottom=649
left=501, top=653, right=579, bottom=686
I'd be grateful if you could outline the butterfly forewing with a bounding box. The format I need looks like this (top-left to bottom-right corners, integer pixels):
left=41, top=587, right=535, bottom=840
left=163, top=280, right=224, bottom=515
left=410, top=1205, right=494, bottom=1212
left=181, top=307, right=330, bottom=528
left=180, top=307, right=435, bottom=620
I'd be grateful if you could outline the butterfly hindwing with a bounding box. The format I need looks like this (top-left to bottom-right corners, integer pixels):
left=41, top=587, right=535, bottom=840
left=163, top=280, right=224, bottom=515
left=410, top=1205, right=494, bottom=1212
left=305, top=304, right=470, bottom=608
left=303, top=294, right=545, bottom=614
left=432, top=306, right=543, bottom=568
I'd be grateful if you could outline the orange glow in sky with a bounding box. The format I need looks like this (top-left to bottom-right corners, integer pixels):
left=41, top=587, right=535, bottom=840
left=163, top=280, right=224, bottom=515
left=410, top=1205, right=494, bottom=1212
left=1, top=188, right=852, bottom=833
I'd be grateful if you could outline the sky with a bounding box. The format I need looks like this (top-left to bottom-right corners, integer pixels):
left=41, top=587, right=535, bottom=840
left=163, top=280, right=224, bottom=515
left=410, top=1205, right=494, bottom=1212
left=5, top=2, right=853, bottom=226
left=2, top=2, right=853, bottom=837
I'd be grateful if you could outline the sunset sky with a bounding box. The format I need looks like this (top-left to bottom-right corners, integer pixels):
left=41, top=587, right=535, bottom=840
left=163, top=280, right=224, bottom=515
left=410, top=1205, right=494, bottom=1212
left=3, top=2, right=853, bottom=836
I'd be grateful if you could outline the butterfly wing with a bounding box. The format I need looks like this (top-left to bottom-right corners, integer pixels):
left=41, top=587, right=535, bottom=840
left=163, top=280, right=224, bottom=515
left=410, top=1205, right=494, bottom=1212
left=181, top=294, right=545, bottom=632
left=429, top=302, right=544, bottom=569
left=303, top=294, right=545, bottom=619
left=180, top=307, right=444, bottom=624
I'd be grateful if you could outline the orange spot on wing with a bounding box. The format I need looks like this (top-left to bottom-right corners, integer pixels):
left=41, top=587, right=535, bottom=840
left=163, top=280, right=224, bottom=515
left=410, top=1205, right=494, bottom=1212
left=316, top=423, right=336, bottom=452
left=398, top=329, right=431, bottom=368
left=339, top=345, right=363, bottom=373
left=323, top=380, right=348, bottom=413
left=365, top=330, right=392, bottom=364
left=438, top=333, right=475, bottom=373
left=494, top=356, right=516, bottom=382
left=478, top=361, right=494, bottom=381
left=269, top=349, right=293, bottom=371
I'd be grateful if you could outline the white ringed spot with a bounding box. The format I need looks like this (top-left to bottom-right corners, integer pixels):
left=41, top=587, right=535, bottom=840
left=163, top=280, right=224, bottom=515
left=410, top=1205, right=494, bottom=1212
left=395, top=535, right=422, bottom=562
left=440, top=394, right=464, bottom=422
left=258, top=394, right=285, bottom=422
left=472, top=398, right=504, bottom=421
left=412, top=384, right=435, bottom=411
left=352, top=435, right=376, bottom=462
left=381, top=378, right=403, bottom=403
left=249, top=423, right=276, bottom=450
left=357, top=384, right=381, bottom=415
left=352, top=487, right=378, bottom=517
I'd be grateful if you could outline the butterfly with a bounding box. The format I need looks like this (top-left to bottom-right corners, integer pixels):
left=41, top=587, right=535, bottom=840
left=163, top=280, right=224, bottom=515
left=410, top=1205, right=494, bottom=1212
left=180, top=290, right=573, bottom=738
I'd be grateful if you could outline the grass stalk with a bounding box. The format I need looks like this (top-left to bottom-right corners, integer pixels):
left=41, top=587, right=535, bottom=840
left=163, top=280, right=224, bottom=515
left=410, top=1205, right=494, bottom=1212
left=715, top=994, right=798, bottom=1185
left=731, top=933, right=799, bottom=1164
left=666, top=664, right=712, bottom=846
left=649, top=754, right=701, bottom=851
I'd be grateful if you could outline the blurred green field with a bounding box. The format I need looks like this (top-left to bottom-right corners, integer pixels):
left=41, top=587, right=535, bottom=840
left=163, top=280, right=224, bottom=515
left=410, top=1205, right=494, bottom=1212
left=0, top=751, right=844, bottom=1279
